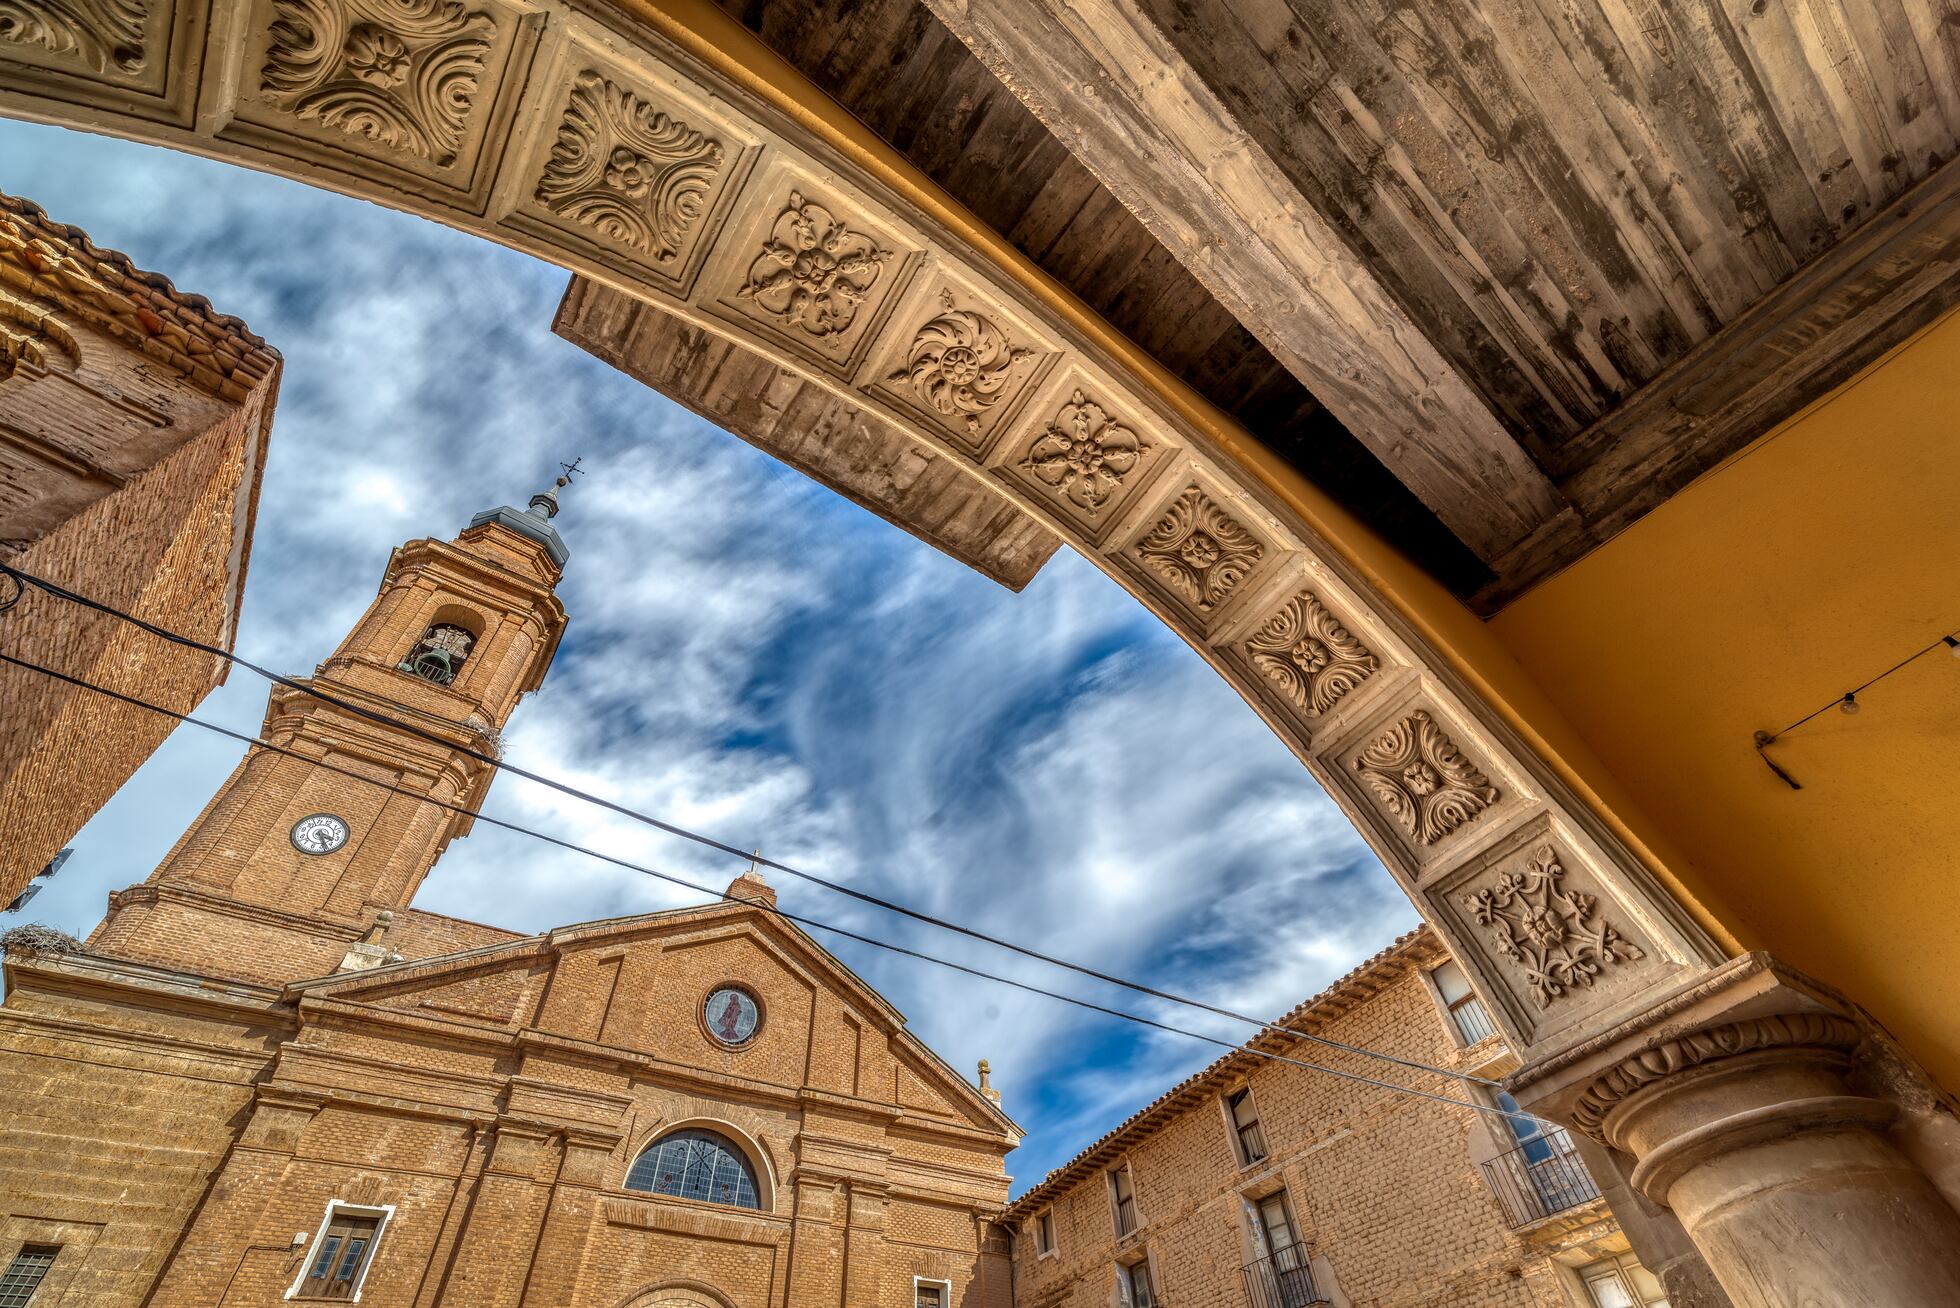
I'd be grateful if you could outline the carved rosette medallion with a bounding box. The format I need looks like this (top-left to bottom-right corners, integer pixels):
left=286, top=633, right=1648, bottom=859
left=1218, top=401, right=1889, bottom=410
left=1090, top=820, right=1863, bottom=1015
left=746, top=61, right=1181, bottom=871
left=1245, top=591, right=1378, bottom=717
left=889, top=292, right=1030, bottom=435
left=0, top=0, right=147, bottom=74
left=738, top=190, right=891, bottom=338
left=536, top=71, right=726, bottom=262
left=1020, top=389, right=1146, bottom=513
left=1464, top=845, right=1645, bottom=1008
left=260, top=0, right=495, bottom=165
left=1353, top=710, right=1498, bottom=846
left=1130, top=486, right=1262, bottom=614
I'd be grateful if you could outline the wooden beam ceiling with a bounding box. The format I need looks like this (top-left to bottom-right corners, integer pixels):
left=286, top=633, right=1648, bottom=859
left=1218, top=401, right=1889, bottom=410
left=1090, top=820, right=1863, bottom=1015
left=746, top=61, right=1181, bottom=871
left=714, top=0, right=1960, bottom=610
left=707, top=0, right=1491, bottom=599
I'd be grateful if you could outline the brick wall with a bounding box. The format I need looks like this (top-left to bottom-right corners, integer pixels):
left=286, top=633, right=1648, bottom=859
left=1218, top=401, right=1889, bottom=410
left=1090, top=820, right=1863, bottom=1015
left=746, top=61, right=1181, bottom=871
left=0, top=193, right=278, bottom=906
left=1008, top=935, right=1592, bottom=1308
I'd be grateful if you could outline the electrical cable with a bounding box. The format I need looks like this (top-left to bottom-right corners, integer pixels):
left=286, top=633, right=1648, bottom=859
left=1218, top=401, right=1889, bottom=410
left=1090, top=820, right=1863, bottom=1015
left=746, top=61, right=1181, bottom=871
left=0, top=648, right=1555, bottom=1132
left=0, top=560, right=1504, bottom=1089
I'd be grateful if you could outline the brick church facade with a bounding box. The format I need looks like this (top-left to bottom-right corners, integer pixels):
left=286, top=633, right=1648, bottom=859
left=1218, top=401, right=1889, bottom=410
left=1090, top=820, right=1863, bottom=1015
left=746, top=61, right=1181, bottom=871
left=0, top=486, right=1018, bottom=1307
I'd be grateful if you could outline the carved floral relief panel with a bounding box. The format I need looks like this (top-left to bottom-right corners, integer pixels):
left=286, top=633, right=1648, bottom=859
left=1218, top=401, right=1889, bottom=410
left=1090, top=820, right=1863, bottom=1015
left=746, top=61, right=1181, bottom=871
left=1428, top=821, right=1677, bottom=1044
left=509, top=56, right=753, bottom=295
left=1348, top=707, right=1499, bottom=849
left=866, top=282, right=1051, bottom=456
left=1240, top=587, right=1381, bottom=727
left=704, top=176, right=917, bottom=374
left=0, top=0, right=192, bottom=106
left=1119, top=483, right=1267, bottom=624
left=232, top=0, right=532, bottom=191
left=0, top=0, right=148, bottom=77
left=989, top=368, right=1172, bottom=542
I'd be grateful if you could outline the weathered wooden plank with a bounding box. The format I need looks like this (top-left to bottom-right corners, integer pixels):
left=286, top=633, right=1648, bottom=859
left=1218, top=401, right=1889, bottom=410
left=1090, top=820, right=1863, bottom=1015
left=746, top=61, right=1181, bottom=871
left=923, top=0, right=1576, bottom=564
left=1481, top=154, right=1960, bottom=608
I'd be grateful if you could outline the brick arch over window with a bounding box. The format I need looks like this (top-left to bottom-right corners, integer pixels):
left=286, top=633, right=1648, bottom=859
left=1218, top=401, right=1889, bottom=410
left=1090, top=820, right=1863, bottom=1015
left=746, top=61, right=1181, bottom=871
left=626, top=1126, right=766, bottom=1211
left=0, top=0, right=1723, bottom=1103
left=616, top=1280, right=738, bottom=1308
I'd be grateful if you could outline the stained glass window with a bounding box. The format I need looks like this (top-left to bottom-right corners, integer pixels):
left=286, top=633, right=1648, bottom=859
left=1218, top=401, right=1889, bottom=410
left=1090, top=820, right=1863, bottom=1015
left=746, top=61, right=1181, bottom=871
left=625, top=1129, right=763, bottom=1210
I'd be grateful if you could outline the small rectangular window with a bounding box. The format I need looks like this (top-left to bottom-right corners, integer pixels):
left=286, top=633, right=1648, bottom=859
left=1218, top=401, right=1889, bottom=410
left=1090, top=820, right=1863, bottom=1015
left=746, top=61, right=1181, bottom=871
left=1122, top=1258, right=1157, bottom=1308
left=915, top=1282, right=946, bottom=1308
left=1227, top=1086, right=1268, bottom=1165
left=1110, top=1162, right=1139, bottom=1236
left=1433, top=960, right=1498, bottom=1045
left=300, top=1212, right=381, bottom=1301
left=1035, top=1210, right=1055, bottom=1254
left=0, top=1246, right=59, bottom=1308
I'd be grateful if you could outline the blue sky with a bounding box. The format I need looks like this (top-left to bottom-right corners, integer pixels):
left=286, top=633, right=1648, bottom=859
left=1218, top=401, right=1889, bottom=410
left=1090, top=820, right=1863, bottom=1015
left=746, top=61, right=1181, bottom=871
left=2, top=119, right=1416, bottom=1192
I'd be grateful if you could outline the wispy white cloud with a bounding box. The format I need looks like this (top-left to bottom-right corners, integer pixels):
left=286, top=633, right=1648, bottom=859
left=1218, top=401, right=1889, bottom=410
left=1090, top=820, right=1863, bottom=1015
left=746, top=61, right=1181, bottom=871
left=4, top=120, right=1414, bottom=1191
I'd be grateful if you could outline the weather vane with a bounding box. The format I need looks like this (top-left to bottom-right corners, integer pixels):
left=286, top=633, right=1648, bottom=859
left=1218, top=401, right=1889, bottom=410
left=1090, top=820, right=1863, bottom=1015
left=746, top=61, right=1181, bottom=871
left=558, top=456, right=585, bottom=482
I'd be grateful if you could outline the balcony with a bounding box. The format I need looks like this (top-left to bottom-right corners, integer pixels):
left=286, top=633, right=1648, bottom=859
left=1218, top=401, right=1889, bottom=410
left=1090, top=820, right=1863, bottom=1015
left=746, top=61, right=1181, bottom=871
left=1241, top=1243, right=1329, bottom=1308
left=1477, top=1130, right=1603, bottom=1228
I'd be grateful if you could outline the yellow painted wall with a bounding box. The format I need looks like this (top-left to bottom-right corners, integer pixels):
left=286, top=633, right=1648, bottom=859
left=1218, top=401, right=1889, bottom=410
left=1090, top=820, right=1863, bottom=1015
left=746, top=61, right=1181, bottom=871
left=1492, top=306, right=1960, bottom=1090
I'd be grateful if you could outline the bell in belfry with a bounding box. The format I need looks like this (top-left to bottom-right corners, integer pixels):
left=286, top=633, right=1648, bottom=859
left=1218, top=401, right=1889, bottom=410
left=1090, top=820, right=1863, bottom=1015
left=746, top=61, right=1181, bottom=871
left=398, top=623, right=474, bottom=686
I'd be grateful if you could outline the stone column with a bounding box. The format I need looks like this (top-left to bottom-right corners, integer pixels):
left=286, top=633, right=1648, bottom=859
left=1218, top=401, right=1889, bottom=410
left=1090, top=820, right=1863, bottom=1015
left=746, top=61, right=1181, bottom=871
left=1516, top=957, right=1960, bottom=1308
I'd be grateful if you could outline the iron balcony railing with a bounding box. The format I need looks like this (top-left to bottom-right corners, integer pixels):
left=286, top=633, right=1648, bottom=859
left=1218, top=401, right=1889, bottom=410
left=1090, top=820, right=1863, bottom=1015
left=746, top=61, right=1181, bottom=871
left=1241, top=1243, right=1328, bottom=1308
left=1478, top=1130, right=1602, bottom=1227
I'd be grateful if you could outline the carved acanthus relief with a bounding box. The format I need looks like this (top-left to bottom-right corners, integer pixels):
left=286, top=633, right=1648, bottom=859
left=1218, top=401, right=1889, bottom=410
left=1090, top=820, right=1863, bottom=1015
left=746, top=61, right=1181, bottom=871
left=260, top=0, right=495, bottom=165
left=1464, top=845, right=1645, bottom=1009
left=889, top=290, right=1030, bottom=435
left=535, top=70, right=725, bottom=263
left=1020, top=389, right=1146, bottom=514
left=738, top=190, right=891, bottom=338
left=1353, top=709, right=1498, bottom=846
left=1245, top=590, right=1378, bottom=718
left=1130, top=486, right=1262, bottom=614
left=0, top=0, right=147, bottom=74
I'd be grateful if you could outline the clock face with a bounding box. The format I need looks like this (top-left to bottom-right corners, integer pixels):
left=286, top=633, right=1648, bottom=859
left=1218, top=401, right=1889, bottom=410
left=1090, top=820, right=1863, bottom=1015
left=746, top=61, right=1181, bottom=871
left=704, top=986, right=761, bottom=1047
left=290, top=813, right=350, bottom=856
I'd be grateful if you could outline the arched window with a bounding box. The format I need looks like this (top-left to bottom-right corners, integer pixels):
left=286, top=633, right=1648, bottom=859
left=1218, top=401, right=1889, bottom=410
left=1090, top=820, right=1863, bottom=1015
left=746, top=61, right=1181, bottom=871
left=625, top=1129, right=762, bottom=1210
left=398, top=622, right=475, bottom=686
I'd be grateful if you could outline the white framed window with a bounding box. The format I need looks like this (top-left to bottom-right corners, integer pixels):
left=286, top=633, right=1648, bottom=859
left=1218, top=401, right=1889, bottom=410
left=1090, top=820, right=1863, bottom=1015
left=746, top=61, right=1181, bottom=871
left=1578, top=1252, right=1668, bottom=1307
left=1119, top=1253, right=1158, bottom=1308
left=912, top=1275, right=953, bottom=1308
left=1431, top=960, right=1498, bottom=1045
left=286, top=1200, right=394, bottom=1302
left=1109, top=1160, right=1140, bottom=1236
left=1226, top=1085, right=1268, bottom=1166
left=1034, top=1209, right=1056, bottom=1256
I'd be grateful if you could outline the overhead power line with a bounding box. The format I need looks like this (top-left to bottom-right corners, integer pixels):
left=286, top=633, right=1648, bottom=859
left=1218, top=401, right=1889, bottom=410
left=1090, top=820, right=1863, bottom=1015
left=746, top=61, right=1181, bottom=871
left=0, top=648, right=1553, bottom=1133
left=0, top=561, right=1501, bottom=1091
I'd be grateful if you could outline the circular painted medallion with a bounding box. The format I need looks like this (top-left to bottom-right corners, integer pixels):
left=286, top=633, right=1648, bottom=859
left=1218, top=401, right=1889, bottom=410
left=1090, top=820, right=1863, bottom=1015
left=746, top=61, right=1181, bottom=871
left=703, top=985, right=761, bottom=1047
left=290, top=813, right=350, bottom=856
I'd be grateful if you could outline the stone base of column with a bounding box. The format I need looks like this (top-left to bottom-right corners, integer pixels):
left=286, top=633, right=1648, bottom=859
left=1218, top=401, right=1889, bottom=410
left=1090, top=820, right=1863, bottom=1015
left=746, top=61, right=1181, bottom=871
left=1511, top=953, right=1960, bottom=1308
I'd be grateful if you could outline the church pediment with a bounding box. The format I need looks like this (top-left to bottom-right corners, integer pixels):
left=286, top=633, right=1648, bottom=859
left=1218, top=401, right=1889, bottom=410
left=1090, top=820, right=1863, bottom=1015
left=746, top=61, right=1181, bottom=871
left=291, top=896, right=1016, bottom=1137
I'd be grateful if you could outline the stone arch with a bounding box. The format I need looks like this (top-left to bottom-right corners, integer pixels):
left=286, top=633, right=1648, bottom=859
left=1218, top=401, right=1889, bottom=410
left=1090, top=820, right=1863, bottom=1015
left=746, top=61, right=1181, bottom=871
left=0, top=0, right=1726, bottom=1077
left=623, top=1116, right=781, bottom=1213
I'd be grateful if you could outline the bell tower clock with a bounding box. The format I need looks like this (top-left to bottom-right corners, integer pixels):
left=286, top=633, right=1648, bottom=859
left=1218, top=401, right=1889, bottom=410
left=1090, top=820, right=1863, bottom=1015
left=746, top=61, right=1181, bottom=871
left=90, top=478, right=575, bottom=985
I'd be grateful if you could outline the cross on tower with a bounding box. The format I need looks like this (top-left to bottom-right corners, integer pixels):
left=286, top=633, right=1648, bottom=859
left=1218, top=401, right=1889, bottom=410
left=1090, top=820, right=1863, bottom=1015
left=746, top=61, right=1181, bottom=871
left=558, top=457, right=585, bottom=482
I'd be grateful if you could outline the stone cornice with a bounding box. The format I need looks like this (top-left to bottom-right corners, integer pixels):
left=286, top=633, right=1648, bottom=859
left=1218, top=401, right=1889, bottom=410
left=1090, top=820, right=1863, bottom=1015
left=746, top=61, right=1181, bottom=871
left=2, top=944, right=294, bottom=1023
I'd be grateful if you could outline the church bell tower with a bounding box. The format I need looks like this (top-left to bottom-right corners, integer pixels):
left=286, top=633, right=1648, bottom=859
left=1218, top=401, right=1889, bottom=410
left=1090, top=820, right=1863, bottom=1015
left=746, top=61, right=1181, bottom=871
left=91, top=477, right=574, bottom=985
